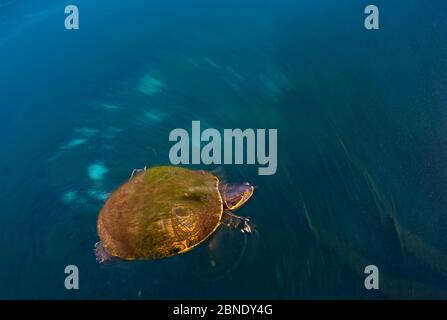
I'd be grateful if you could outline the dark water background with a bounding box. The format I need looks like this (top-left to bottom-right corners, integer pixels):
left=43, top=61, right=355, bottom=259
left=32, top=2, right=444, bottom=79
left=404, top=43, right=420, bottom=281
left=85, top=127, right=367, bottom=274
left=1, top=0, right=447, bottom=299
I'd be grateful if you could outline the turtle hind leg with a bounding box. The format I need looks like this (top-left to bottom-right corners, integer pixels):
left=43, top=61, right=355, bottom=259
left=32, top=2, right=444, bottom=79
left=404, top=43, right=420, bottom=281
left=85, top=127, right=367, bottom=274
left=130, top=166, right=147, bottom=179
left=222, top=211, right=253, bottom=233
left=94, top=241, right=115, bottom=263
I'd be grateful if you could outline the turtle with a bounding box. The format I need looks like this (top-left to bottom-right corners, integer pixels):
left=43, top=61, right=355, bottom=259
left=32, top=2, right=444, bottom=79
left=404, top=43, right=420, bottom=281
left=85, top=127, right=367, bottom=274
left=94, top=166, right=254, bottom=262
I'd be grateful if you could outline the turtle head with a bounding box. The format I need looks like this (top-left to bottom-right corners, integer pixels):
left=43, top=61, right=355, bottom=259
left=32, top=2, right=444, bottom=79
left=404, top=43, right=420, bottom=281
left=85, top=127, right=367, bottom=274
left=219, top=182, right=254, bottom=210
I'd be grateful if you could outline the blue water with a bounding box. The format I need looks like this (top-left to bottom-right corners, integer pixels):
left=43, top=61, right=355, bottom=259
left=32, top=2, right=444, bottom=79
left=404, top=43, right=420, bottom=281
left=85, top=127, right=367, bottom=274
left=1, top=0, right=447, bottom=299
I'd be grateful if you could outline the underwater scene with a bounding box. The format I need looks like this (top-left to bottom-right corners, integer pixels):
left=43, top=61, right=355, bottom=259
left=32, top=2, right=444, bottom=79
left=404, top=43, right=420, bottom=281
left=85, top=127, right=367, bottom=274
left=1, top=0, right=447, bottom=299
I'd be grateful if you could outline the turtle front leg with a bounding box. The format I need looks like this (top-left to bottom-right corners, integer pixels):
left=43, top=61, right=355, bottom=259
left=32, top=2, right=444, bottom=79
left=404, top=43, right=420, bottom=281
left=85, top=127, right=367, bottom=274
left=222, top=211, right=252, bottom=233
left=94, top=241, right=114, bottom=263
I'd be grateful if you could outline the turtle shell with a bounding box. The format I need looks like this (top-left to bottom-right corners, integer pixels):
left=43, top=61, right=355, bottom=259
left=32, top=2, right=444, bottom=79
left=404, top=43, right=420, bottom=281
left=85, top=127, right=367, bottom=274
left=97, top=166, right=223, bottom=260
